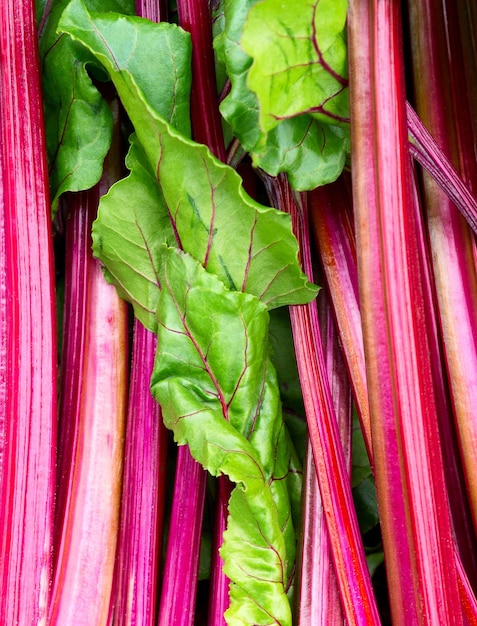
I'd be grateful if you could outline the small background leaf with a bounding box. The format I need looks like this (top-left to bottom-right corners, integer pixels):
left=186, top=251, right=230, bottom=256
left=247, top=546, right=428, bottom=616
left=39, top=0, right=135, bottom=211
left=241, top=0, right=349, bottom=132
left=218, top=0, right=349, bottom=189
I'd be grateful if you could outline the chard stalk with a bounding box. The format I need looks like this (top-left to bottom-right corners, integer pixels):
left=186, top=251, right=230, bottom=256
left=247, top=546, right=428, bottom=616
left=295, top=287, right=351, bottom=625
left=407, top=103, right=477, bottom=234
left=49, top=101, right=128, bottom=626
left=110, top=322, right=167, bottom=626
left=311, top=166, right=477, bottom=586
left=309, top=177, right=372, bottom=465
left=348, top=1, right=461, bottom=622
left=157, top=448, right=207, bottom=626
left=0, top=1, right=57, bottom=622
left=177, top=0, right=226, bottom=161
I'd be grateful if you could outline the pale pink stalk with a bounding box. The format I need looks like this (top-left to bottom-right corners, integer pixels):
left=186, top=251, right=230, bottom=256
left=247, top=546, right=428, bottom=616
left=49, top=103, right=129, bottom=626
left=348, top=1, right=461, bottom=622
left=0, top=2, right=57, bottom=624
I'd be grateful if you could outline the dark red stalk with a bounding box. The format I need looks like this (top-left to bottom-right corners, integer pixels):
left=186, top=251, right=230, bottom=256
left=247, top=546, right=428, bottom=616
left=295, top=287, right=351, bottom=625
left=176, top=0, right=226, bottom=161
left=0, top=1, right=57, bottom=622
left=264, top=174, right=380, bottom=626
left=407, top=0, right=477, bottom=543
left=453, top=1, right=477, bottom=173
left=348, top=1, right=461, bottom=623
left=207, top=475, right=232, bottom=626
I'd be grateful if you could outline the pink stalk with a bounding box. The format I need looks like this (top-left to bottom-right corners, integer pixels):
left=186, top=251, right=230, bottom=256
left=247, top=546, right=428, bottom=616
left=296, top=286, right=351, bottom=625
left=134, top=0, right=166, bottom=21
left=0, top=1, right=57, bottom=622
left=348, top=1, right=461, bottom=623
left=408, top=164, right=477, bottom=586
left=407, top=0, right=477, bottom=539
left=264, top=174, right=380, bottom=626
left=157, top=448, right=207, bottom=626
left=311, top=168, right=477, bottom=585
left=110, top=323, right=168, bottom=626
left=207, top=477, right=233, bottom=626
left=49, top=102, right=129, bottom=626
left=109, top=2, right=169, bottom=623
left=54, top=197, right=90, bottom=555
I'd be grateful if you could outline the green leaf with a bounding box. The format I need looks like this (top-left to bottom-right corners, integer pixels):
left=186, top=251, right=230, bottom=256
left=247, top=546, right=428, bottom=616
left=353, top=477, right=379, bottom=535
left=218, top=0, right=349, bottom=189
left=256, top=115, right=349, bottom=190
left=39, top=0, right=115, bottom=211
left=151, top=246, right=294, bottom=624
left=269, top=307, right=304, bottom=417
left=92, top=136, right=175, bottom=332
left=61, top=0, right=317, bottom=309
left=366, top=551, right=385, bottom=579
left=352, top=412, right=372, bottom=488
left=241, top=0, right=349, bottom=134
left=40, top=0, right=189, bottom=211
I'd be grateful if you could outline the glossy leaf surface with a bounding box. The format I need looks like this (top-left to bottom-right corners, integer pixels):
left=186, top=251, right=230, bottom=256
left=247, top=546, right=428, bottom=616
left=218, top=0, right=349, bottom=189
left=151, top=246, right=295, bottom=624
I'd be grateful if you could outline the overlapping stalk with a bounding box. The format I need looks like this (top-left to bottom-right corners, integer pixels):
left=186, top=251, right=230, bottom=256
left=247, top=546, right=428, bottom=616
left=407, top=0, right=477, bottom=591
left=348, top=1, right=462, bottom=622
left=310, top=178, right=372, bottom=464
left=265, top=174, right=380, bottom=626
left=110, top=323, right=167, bottom=625
left=0, top=1, right=57, bottom=622
left=295, top=286, right=351, bottom=625
left=408, top=0, right=477, bottom=532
